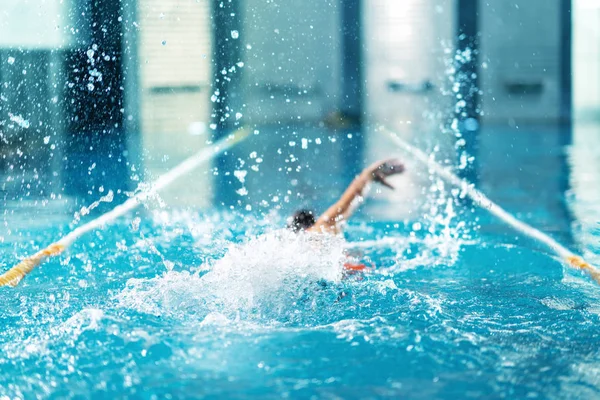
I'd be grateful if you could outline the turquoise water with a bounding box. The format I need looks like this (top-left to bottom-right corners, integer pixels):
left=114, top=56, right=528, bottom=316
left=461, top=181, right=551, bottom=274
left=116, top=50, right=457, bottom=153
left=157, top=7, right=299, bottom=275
left=2, top=126, right=600, bottom=398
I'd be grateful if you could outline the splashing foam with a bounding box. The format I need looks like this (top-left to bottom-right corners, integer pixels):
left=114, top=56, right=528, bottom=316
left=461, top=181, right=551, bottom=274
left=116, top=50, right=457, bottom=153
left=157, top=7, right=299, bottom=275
left=117, top=230, right=346, bottom=319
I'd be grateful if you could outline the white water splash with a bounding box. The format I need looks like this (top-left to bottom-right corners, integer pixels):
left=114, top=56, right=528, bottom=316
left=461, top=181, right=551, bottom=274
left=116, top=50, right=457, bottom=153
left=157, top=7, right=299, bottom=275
left=1, top=308, right=106, bottom=361
left=72, top=190, right=115, bottom=224
left=8, top=113, right=30, bottom=129
left=117, top=230, right=346, bottom=318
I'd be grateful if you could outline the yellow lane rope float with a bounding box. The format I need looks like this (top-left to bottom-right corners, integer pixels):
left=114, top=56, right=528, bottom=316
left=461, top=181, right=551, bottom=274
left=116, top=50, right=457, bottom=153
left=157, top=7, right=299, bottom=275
left=0, top=128, right=250, bottom=288
left=383, top=127, right=600, bottom=285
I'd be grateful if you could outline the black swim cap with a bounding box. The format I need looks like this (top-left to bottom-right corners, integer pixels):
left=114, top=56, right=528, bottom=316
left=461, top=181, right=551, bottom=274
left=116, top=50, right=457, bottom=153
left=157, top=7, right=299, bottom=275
left=288, top=209, right=315, bottom=232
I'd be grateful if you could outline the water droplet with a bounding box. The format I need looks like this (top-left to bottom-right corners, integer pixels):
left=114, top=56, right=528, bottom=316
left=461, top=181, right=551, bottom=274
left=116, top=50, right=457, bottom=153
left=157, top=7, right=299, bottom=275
left=43, top=136, right=50, bottom=144
left=7, top=56, right=15, bottom=65
left=87, top=83, right=95, bottom=91
left=230, top=30, right=239, bottom=39
left=131, top=217, right=141, bottom=232
left=161, top=40, right=167, bottom=46
left=234, top=170, right=247, bottom=183
left=464, top=118, right=479, bottom=131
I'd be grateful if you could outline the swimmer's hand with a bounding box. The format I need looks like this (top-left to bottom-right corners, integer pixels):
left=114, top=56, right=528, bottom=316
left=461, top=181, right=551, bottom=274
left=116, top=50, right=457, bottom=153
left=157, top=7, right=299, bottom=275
left=368, top=159, right=405, bottom=189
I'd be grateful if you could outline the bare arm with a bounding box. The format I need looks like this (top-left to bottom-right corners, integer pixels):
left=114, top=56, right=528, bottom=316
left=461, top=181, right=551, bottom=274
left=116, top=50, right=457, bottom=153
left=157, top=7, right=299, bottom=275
left=308, top=159, right=404, bottom=234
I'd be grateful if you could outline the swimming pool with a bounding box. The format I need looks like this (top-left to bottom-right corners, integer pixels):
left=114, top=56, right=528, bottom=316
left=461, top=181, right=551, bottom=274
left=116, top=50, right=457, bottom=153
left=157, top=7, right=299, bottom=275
left=1, top=125, right=600, bottom=399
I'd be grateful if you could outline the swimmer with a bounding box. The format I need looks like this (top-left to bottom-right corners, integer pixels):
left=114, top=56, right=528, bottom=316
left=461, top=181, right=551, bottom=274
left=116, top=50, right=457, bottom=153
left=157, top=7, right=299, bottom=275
left=287, top=158, right=405, bottom=273
left=288, top=158, right=404, bottom=234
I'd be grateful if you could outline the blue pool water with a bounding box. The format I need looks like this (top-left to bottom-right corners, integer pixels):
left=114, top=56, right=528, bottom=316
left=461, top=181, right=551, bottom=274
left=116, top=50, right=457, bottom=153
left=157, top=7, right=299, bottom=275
left=1, top=125, right=600, bottom=398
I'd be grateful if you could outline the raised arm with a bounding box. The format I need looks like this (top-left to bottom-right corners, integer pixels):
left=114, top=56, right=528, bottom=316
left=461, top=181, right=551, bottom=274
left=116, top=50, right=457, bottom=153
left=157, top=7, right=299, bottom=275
left=308, top=159, right=404, bottom=234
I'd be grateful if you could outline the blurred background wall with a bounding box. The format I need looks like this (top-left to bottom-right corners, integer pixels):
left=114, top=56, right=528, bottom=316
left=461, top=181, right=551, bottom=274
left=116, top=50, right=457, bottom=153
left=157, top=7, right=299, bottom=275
left=0, top=0, right=598, bottom=220
left=479, top=0, right=566, bottom=124
left=571, top=0, right=600, bottom=232
left=137, top=0, right=212, bottom=207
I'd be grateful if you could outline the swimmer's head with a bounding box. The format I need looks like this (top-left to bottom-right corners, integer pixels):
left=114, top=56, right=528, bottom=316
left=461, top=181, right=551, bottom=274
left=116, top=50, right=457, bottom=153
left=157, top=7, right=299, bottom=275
left=287, top=209, right=315, bottom=232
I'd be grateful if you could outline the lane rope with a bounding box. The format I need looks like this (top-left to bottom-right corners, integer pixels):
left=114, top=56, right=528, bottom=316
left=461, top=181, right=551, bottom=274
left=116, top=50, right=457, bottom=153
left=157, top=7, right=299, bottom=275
left=383, top=127, right=600, bottom=285
left=0, top=128, right=250, bottom=287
